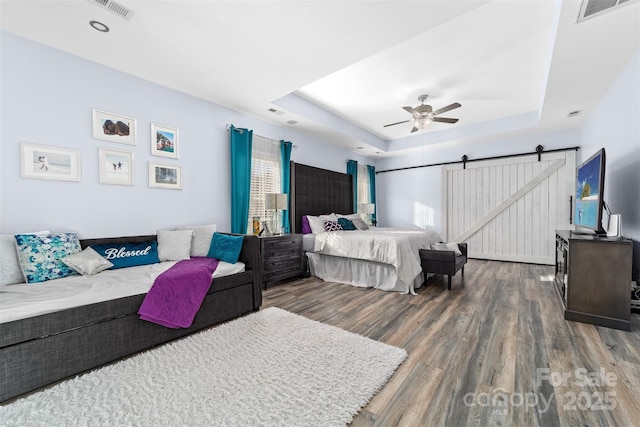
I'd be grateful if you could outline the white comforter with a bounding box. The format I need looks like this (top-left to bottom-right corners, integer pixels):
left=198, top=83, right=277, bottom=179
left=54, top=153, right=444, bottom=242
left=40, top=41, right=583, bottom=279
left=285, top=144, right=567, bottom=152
left=313, top=227, right=442, bottom=293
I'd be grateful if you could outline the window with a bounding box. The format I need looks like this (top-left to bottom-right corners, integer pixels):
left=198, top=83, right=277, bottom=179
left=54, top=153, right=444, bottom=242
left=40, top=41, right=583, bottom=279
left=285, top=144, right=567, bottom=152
left=247, top=135, right=281, bottom=234
left=357, top=164, right=371, bottom=211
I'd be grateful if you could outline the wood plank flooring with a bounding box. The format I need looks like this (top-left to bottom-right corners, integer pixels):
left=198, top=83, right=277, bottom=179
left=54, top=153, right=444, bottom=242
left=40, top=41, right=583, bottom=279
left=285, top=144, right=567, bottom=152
left=262, top=259, right=640, bottom=427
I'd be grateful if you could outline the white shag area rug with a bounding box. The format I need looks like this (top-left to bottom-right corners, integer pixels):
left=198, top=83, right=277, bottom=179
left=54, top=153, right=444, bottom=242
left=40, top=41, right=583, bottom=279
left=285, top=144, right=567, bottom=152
left=1, top=307, right=407, bottom=426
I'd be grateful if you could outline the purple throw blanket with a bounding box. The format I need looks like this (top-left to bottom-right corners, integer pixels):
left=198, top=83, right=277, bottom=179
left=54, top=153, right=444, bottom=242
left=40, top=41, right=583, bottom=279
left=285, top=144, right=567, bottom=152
left=138, top=257, right=219, bottom=328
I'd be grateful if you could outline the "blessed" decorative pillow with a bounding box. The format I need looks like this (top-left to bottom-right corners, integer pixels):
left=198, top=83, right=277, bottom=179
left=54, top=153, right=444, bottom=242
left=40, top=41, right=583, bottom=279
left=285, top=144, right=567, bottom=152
left=90, top=241, right=160, bottom=269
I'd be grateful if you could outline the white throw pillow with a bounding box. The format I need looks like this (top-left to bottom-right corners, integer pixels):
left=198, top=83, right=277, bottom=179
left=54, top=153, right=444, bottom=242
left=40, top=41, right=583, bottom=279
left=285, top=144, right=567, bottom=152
left=157, top=229, right=194, bottom=261
left=62, top=247, right=113, bottom=275
left=431, top=242, right=462, bottom=256
left=0, top=230, right=50, bottom=286
left=307, top=214, right=338, bottom=234
left=176, top=224, right=217, bottom=257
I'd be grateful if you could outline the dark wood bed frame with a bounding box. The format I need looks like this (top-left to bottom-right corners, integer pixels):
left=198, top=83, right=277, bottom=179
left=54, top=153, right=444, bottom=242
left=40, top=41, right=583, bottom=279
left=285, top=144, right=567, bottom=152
left=289, top=162, right=354, bottom=233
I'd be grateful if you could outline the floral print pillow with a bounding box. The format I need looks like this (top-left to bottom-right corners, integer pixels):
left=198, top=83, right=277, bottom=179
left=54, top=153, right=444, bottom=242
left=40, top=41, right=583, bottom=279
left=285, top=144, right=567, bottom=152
left=14, top=233, right=81, bottom=283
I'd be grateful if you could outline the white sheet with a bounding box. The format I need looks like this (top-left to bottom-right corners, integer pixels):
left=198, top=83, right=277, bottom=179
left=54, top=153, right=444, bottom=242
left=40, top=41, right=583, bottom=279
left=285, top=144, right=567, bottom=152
left=0, top=260, right=244, bottom=324
left=302, top=233, right=316, bottom=252
left=312, top=227, right=442, bottom=294
left=307, top=252, right=425, bottom=293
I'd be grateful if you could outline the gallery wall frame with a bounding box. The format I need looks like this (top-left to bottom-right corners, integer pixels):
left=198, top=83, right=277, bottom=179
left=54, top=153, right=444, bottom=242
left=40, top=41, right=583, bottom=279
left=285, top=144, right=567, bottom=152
left=92, top=109, right=137, bottom=145
left=21, top=142, right=81, bottom=182
left=150, top=123, right=179, bottom=159
left=148, top=162, right=183, bottom=189
left=99, top=147, right=134, bottom=185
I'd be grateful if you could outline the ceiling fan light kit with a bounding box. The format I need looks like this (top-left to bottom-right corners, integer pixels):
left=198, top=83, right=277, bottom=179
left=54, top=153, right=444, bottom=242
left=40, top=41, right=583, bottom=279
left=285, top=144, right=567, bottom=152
left=384, top=94, right=461, bottom=133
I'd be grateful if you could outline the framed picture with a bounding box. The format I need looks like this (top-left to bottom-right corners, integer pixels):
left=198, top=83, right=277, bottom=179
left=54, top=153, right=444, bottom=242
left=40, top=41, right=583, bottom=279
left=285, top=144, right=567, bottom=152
left=21, top=142, right=81, bottom=182
left=92, top=109, right=137, bottom=145
left=148, top=162, right=183, bottom=189
left=151, top=123, right=179, bottom=158
left=99, top=147, right=134, bottom=185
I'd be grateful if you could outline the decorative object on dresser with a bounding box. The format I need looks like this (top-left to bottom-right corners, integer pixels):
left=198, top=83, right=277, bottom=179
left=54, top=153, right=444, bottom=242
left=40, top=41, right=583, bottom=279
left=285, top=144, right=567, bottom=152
left=260, top=233, right=302, bottom=288
left=554, top=230, right=633, bottom=331
left=265, top=192, right=288, bottom=235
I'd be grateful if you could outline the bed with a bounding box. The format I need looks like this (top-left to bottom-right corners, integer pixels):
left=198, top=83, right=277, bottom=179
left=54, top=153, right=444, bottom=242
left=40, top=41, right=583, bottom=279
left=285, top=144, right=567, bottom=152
left=290, top=162, right=442, bottom=294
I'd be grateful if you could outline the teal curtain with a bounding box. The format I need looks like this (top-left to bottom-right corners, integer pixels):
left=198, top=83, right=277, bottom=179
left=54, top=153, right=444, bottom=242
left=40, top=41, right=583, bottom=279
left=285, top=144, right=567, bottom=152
left=280, top=140, right=293, bottom=233
left=230, top=125, right=253, bottom=234
left=346, top=160, right=358, bottom=213
left=367, top=165, right=377, bottom=224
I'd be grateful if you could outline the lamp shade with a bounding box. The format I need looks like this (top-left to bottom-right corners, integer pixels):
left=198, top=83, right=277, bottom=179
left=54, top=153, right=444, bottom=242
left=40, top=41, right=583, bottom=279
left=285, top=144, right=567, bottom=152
left=265, top=193, right=288, bottom=210
left=360, top=203, right=375, bottom=214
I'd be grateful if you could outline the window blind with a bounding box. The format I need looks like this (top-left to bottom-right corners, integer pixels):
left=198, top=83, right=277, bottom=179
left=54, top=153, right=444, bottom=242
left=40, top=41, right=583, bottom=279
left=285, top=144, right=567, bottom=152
left=247, top=135, right=282, bottom=233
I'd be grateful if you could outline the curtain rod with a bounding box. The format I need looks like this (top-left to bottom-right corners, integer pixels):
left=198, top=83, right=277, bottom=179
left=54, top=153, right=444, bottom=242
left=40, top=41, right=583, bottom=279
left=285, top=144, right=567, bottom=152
left=376, top=146, right=580, bottom=174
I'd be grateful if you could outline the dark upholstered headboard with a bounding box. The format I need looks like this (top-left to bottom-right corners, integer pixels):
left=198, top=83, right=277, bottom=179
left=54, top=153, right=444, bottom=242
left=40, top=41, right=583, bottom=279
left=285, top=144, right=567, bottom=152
left=289, top=162, right=353, bottom=234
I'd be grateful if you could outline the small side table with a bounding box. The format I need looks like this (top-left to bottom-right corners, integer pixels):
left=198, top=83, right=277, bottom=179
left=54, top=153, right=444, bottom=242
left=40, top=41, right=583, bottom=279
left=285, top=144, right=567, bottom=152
left=259, top=234, right=303, bottom=288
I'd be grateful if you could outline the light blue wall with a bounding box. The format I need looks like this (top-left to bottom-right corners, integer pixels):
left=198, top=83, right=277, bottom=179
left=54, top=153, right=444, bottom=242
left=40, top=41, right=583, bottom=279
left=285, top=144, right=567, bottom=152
left=0, top=31, right=368, bottom=238
left=580, top=50, right=640, bottom=278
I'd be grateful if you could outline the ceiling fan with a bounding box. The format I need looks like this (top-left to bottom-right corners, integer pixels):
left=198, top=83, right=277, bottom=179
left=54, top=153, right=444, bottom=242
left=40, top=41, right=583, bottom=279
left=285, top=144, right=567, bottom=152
left=384, top=94, right=461, bottom=133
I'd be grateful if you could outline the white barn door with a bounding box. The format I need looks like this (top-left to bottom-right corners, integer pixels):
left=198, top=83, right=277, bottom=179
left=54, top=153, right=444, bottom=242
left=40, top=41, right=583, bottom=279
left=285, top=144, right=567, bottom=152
left=442, top=150, right=576, bottom=265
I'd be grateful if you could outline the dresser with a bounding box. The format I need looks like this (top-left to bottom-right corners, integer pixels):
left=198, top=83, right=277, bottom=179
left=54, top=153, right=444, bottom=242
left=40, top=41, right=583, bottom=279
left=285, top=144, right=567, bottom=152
left=555, top=230, right=632, bottom=330
left=260, top=234, right=303, bottom=288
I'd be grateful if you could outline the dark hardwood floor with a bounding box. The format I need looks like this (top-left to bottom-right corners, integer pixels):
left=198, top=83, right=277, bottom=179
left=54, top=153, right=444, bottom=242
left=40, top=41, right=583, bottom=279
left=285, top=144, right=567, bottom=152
left=262, top=259, right=640, bottom=427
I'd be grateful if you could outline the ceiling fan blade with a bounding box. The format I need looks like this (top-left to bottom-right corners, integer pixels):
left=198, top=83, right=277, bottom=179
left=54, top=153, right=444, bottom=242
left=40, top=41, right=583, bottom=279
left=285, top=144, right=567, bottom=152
left=432, top=117, right=459, bottom=124
left=410, top=126, right=420, bottom=133
left=383, top=119, right=411, bottom=128
left=402, top=106, right=419, bottom=117
left=432, top=102, right=461, bottom=116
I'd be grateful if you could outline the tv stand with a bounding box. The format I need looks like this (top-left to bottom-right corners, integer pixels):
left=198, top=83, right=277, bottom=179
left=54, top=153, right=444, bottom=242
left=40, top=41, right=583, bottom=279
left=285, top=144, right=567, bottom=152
left=555, top=230, right=632, bottom=331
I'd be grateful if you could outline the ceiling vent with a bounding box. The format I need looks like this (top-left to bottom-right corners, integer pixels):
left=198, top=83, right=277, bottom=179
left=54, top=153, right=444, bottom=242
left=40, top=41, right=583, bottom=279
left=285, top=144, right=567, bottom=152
left=87, top=0, right=134, bottom=21
left=578, top=0, right=638, bottom=22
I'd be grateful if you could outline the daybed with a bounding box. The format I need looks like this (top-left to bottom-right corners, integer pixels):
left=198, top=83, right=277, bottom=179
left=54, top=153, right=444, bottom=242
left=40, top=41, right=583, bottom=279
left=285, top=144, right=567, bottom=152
left=0, top=233, right=262, bottom=403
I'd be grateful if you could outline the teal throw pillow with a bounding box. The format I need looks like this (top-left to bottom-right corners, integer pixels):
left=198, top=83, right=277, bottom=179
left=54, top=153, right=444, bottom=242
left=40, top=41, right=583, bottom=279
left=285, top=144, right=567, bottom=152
left=90, top=241, right=159, bottom=269
left=14, top=232, right=81, bottom=283
left=337, top=218, right=357, bottom=231
left=207, top=232, right=243, bottom=264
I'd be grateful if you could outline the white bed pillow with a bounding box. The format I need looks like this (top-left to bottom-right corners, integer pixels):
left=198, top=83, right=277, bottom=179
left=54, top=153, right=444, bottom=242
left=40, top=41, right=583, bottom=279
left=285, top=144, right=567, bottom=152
left=307, top=214, right=338, bottom=234
left=157, top=229, right=194, bottom=261
left=62, top=247, right=113, bottom=275
left=0, top=230, right=50, bottom=286
left=176, top=224, right=217, bottom=256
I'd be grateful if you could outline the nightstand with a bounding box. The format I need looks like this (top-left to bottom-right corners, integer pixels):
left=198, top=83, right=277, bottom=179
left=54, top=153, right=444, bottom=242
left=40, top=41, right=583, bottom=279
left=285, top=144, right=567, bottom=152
left=259, top=234, right=303, bottom=288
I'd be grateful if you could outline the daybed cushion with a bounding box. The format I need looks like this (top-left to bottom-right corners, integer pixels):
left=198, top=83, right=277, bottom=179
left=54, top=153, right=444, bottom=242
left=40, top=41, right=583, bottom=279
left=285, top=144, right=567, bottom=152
left=14, top=232, right=81, bottom=284
left=61, top=247, right=113, bottom=276
left=90, top=240, right=159, bottom=269
left=176, top=224, right=217, bottom=256
left=207, top=232, right=243, bottom=264
left=157, top=229, right=194, bottom=261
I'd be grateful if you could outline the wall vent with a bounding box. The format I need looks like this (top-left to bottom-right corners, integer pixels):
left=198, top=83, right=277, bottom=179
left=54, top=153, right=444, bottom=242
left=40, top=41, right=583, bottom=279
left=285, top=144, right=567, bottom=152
left=578, top=0, right=638, bottom=22
left=87, top=0, right=134, bottom=21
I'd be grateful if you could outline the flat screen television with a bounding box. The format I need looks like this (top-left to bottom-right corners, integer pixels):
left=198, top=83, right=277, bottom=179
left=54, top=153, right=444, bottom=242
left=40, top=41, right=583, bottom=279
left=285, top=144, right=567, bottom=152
left=574, top=148, right=606, bottom=234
